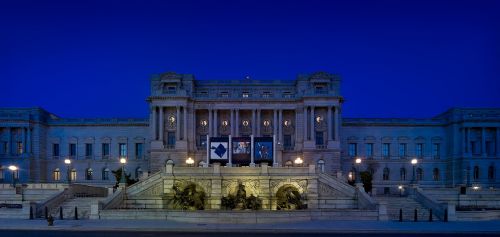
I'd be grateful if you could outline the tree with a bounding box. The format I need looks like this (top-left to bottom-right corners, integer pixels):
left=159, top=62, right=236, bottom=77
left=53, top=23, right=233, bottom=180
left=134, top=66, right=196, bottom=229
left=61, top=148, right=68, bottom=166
left=360, top=171, right=373, bottom=193
left=112, top=169, right=138, bottom=188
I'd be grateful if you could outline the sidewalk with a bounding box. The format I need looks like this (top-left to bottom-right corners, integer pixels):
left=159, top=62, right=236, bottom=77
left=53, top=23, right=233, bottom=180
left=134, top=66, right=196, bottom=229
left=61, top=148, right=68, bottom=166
left=1, top=219, right=500, bottom=234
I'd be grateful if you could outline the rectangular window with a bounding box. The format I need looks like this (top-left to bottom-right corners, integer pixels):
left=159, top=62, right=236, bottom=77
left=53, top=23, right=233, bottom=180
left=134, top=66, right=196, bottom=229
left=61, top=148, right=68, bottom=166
left=432, top=143, right=440, bottom=158
left=242, top=92, right=249, bottom=98
left=471, top=141, right=479, bottom=155
left=167, top=132, right=176, bottom=147
left=486, top=141, right=494, bottom=156
left=53, top=144, right=60, bottom=158
left=283, top=92, right=293, bottom=98
left=119, top=143, right=127, bottom=157
left=135, top=143, right=143, bottom=159
left=220, top=92, right=229, bottom=98
left=102, top=143, right=110, bottom=159
left=284, top=135, right=292, bottom=149
left=399, top=143, right=407, bottom=157
left=382, top=143, right=390, bottom=158
left=262, top=92, right=272, bottom=98
left=315, top=132, right=324, bottom=145
left=0, top=142, right=7, bottom=154
left=348, top=143, right=357, bottom=157
left=16, top=142, right=23, bottom=154
left=85, top=144, right=93, bottom=158
left=365, top=143, right=373, bottom=157
left=416, top=143, right=423, bottom=157
left=198, top=135, right=207, bottom=148
left=166, top=86, right=176, bottom=94
left=69, top=143, right=76, bottom=157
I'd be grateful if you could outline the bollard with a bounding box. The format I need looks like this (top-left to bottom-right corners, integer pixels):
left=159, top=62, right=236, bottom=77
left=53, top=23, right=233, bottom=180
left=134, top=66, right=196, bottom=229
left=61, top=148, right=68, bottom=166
left=414, top=208, right=418, bottom=222
left=444, top=208, right=448, bottom=222
left=45, top=206, right=48, bottom=219
left=29, top=206, right=34, bottom=220
left=429, top=209, right=433, bottom=222
left=60, top=206, right=63, bottom=220
left=399, top=208, right=403, bottom=222
left=47, top=215, right=54, bottom=226
left=74, top=206, right=78, bottom=220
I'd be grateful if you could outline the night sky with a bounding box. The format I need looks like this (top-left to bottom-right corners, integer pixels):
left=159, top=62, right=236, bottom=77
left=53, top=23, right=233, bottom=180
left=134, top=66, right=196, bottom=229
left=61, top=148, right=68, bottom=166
left=1, top=0, right=499, bottom=119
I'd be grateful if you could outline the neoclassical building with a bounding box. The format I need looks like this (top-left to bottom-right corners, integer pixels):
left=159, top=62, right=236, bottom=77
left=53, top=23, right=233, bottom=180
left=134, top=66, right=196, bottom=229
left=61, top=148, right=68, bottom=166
left=0, top=71, right=499, bottom=195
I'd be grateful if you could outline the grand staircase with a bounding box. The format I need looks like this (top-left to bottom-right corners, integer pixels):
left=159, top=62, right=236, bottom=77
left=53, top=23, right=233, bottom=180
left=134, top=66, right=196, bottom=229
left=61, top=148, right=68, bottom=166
left=50, top=197, right=103, bottom=219
left=375, top=196, right=438, bottom=221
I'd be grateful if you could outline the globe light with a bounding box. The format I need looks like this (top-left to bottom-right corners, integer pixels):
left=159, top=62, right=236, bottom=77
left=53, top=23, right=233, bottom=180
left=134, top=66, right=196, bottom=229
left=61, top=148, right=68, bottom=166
left=186, top=157, right=194, bottom=165
left=294, top=157, right=303, bottom=165
left=64, top=159, right=71, bottom=165
left=355, top=158, right=362, bottom=164
left=8, top=165, right=18, bottom=171
left=120, top=157, right=127, bottom=164
left=411, top=158, right=418, bottom=165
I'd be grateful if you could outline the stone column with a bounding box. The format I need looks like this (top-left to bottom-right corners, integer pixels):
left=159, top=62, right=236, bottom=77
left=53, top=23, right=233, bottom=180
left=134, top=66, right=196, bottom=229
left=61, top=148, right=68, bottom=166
left=256, top=109, right=261, bottom=137
left=7, top=127, right=11, bottom=155
left=214, top=109, right=218, bottom=137
left=334, top=106, right=340, bottom=141
left=152, top=106, right=157, bottom=140
left=482, top=127, right=487, bottom=157
left=183, top=107, right=188, bottom=141
left=273, top=109, right=277, bottom=137
left=230, top=109, right=234, bottom=135
left=159, top=107, right=164, bottom=142
left=310, top=106, right=315, bottom=143
left=462, top=127, right=466, bottom=155
left=208, top=109, right=213, bottom=137
left=467, top=127, right=471, bottom=156
left=176, top=106, right=181, bottom=140
left=252, top=109, right=256, bottom=135
left=26, top=127, right=31, bottom=154
left=327, top=106, right=333, bottom=141
left=235, top=109, right=240, bottom=136
left=21, top=127, right=26, bottom=154
left=496, top=127, right=500, bottom=157
left=278, top=109, right=283, bottom=142
left=303, top=106, right=308, bottom=141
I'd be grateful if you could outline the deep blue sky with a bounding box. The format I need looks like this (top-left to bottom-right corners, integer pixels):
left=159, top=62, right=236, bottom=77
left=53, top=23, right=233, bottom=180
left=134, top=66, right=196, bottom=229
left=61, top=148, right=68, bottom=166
left=1, top=0, right=499, bottom=118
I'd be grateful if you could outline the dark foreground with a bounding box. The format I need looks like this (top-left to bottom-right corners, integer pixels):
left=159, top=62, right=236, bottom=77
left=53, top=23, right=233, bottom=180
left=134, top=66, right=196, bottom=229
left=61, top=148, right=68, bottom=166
left=2, top=230, right=500, bottom=237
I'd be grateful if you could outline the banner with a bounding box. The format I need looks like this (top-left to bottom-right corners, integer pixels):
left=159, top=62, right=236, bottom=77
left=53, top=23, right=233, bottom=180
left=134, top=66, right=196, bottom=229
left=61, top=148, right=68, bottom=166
left=209, top=137, right=229, bottom=164
left=254, top=137, right=273, bottom=164
left=232, top=137, right=251, bottom=165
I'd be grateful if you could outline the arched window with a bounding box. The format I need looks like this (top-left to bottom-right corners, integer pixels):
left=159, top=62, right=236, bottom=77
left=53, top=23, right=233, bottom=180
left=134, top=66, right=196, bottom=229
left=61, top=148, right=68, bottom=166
left=85, top=168, right=93, bottom=180
left=102, top=168, right=110, bottom=180
left=317, top=159, right=325, bottom=173
left=400, top=168, right=406, bottom=181
left=433, top=168, right=440, bottom=181
left=135, top=167, right=143, bottom=179
left=416, top=168, right=423, bottom=181
left=488, top=166, right=495, bottom=180
left=70, top=169, right=77, bottom=181
left=473, top=166, right=480, bottom=180
left=53, top=168, right=60, bottom=181
left=383, top=167, right=390, bottom=181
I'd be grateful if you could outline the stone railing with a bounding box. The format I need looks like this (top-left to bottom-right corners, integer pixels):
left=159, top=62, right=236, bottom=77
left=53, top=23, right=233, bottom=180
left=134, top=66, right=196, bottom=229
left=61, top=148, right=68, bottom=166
left=413, top=187, right=455, bottom=221
left=126, top=171, right=163, bottom=196
left=356, top=187, right=377, bottom=210
left=69, top=184, right=108, bottom=197
left=36, top=189, right=69, bottom=218
left=318, top=173, right=356, bottom=197
left=100, top=189, right=124, bottom=210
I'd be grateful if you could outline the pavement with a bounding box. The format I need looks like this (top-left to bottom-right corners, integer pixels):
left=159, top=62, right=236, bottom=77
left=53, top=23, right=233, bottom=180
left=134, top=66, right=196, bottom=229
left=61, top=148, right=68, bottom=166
left=1, top=219, right=500, bottom=234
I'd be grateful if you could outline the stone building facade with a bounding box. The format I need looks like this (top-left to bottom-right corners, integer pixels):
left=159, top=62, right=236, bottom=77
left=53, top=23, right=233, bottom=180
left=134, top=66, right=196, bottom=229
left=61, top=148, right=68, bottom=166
left=0, top=72, right=499, bottom=195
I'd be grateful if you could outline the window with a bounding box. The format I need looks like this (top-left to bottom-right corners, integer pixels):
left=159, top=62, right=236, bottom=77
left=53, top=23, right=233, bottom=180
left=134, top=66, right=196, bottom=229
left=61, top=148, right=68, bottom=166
left=473, top=166, right=479, bottom=180
left=85, top=144, right=93, bottom=158
left=242, top=92, right=249, bottom=98
left=348, top=143, right=357, bottom=157
left=488, top=166, right=495, bottom=180
left=365, top=143, right=373, bottom=157
left=283, top=92, right=293, bottom=98
left=284, top=135, right=292, bottom=149
left=486, top=141, right=494, bottom=156
left=262, top=92, right=272, bottom=98
left=102, top=168, right=110, bottom=180
left=382, top=143, right=390, bottom=158
left=119, top=143, right=127, bottom=157
left=315, top=132, right=324, bottom=145
left=102, top=143, right=110, bottom=159
left=53, top=169, right=60, bottom=181
left=85, top=168, right=93, bottom=180
left=16, top=142, right=23, bottom=154
left=135, top=143, right=143, bottom=159
left=167, top=132, right=176, bottom=147
left=166, top=86, right=176, bottom=94
left=471, top=141, right=479, bottom=155
left=70, top=169, right=77, bottom=181
left=417, top=168, right=423, bottom=181
left=432, top=143, right=440, bottom=158
left=52, top=144, right=60, bottom=158
left=315, top=85, right=327, bottom=94
left=0, top=142, right=7, bottom=154
left=400, top=168, right=406, bottom=181
left=317, top=159, right=325, bottom=173
left=220, top=92, right=229, bottom=98
left=416, top=143, right=423, bottom=157
left=383, top=168, right=390, bottom=181
left=198, top=135, right=207, bottom=148
left=399, top=143, right=407, bottom=157
left=433, top=168, right=440, bottom=181
left=69, top=143, right=76, bottom=157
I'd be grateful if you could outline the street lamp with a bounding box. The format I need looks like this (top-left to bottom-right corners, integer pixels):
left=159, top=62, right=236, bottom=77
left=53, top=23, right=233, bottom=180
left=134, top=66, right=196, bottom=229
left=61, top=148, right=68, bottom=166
left=398, top=185, right=404, bottom=197
left=8, top=165, right=18, bottom=187
left=411, top=158, right=418, bottom=184
left=120, top=157, right=127, bottom=184
left=355, top=158, right=362, bottom=184
left=294, top=157, right=303, bottom=167
left=64, top=158, right=71, bottom=184
left=186, top=157, right=194, bottom=167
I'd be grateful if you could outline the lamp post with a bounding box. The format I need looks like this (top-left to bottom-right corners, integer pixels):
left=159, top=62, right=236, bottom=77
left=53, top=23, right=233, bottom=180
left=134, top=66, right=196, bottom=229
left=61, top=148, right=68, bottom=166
left=120, top=157, right=127, bottom=185
left=186, top=157, right=194, bottom=167
left=411, top=158, right=418, bottom=184
left=64, top=158, right=71, bottom=184
left=355, top=158, right=362, bottom=184
left=398, top=185, right=403, bottom=197
left=8, top=165, right=18, bottom=187
left=294, top=157, right=303, bottom=167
